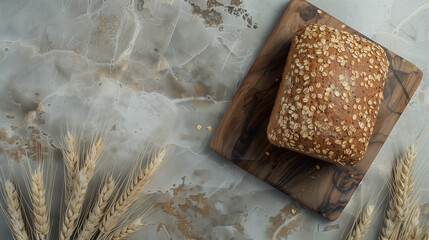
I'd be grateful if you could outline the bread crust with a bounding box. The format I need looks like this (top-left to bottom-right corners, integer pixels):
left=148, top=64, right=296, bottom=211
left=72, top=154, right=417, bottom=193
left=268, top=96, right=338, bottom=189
left=267, top=24, right=389, bottom=166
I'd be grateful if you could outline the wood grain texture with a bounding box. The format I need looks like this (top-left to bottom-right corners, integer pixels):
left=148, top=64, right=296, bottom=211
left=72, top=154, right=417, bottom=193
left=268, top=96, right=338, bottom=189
left=209, top=0, right=423, bottom=221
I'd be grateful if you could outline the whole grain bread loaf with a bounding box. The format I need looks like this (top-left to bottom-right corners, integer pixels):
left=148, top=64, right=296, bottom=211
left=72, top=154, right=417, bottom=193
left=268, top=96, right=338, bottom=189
left=267, top=24, right=389, bottom=166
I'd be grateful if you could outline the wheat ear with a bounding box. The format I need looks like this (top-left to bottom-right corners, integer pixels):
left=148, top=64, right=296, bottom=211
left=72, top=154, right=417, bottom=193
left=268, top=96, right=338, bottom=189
left=392, top=145, right=416, bottom=221
left=63, top=131, right=79, bottom=203
left=347, top=204, right=374, bottom=240
left=379, top=199, right=397, bottom=240
left=424, top=228, right=429, bottom=240
left=105, top=218, right=144, bottom=240
left=379, top=145, right=417, bottom=240
left=77, top=176, right=115, bottom=240
left=60, top=171, right=89, bottom=240
left=83, top=137, right=103, bottom=180
left=100, top=148, right=166, bottom=233
left=60, top=136, right=102, bottom=240
left=31, top=168, right=49, bottom=240
left=400, top=203, right=422, bottom=240
left=4, top=181, right=29, bottom=240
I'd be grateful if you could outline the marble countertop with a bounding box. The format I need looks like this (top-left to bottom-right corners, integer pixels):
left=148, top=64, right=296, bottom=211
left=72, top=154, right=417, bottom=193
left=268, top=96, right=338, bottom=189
left=0, top=0, right=428, bottom=239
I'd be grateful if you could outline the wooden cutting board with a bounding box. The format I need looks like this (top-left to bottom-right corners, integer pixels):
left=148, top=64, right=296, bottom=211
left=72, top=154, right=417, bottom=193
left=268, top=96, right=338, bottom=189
left=209, top=0, right=423, bottom=220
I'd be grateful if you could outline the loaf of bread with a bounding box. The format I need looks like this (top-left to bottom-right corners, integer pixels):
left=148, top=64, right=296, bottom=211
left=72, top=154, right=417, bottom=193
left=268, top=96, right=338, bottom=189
left=267, top=24, right=389, bottom=166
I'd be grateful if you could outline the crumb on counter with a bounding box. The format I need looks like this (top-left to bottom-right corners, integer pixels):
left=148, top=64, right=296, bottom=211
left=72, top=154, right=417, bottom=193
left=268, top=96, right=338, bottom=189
left=206, top=126, right=213, bottom=131
left=196, top=124, right=202, bottom=131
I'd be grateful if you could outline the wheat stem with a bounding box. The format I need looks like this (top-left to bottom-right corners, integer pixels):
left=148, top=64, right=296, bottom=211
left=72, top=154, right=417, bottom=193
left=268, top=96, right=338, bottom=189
left=31, top=168, right=49, bottom=240
left=4, top=181, right=29, bottom=240
left=100, top=148, right=165, bottom=233
left=392, top=145, right=416, bottom=222
left=379, top=200, right=397, bottom=240
left=60, top=136, right=102, bottom=240
left=400, top=203, right=422, bottom=240
left=408, top=209, right=422, bottom=240
left=60, top=171, right=89, bottom=240
left=347, top=204, right=374, bottom=240
left=105, top=218, right=144, bottom=240
left=63, top=131, right=79, bottom=204
left=424, top=228, right=429, bottom=240
left=379, top=145, right=418, bottom=240
left=83, top=138, right=103, bottom=180
left=77, top=177, right=115, bottom=240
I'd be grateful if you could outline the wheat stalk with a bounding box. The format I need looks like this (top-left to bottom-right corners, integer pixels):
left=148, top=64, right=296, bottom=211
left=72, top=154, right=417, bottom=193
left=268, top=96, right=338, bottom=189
left=100, top=148, right=166, bottom=234
left=31, top=168, right=49, bottom=240
left=400, top=202, right=422, bottom=240
left=60, top=136, right=103, bottom=240
left=379, top=145, right=418, bottom=240
left=379, top=199, right=397, bottom=240
left=63, top=131, right=79, bottom=204
left=60, top=171, right=89, bottom=240
left=105, top=218, right=144, bottom=240
left=424, top=228, right=429, bottom=240
left=77, top=176, right=115, bottom=240
left=347, top=204, right=374, bottom=240
left=392, top=145, right=416, bottom=222
left=3, top=181, right=29, bottom=240
left=83, top=137, right=103, bottom=180
left=0, top=133, right=164, bottom=240
left=407, top=207, right=422, bottom=240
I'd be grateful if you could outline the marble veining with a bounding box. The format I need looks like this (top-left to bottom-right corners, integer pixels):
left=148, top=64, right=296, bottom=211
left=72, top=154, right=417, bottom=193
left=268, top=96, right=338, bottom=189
left=0, top=0, right=428, bottom=239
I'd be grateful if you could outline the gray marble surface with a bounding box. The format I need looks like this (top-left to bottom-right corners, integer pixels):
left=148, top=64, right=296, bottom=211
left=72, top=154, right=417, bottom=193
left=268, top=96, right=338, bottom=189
left=0, top=0, right=428, bottom=239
